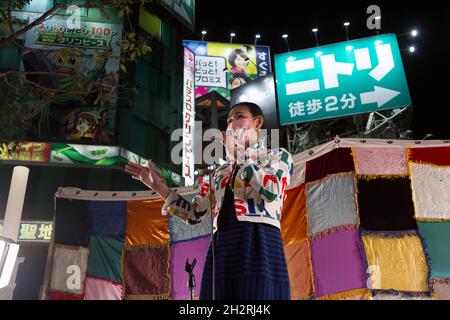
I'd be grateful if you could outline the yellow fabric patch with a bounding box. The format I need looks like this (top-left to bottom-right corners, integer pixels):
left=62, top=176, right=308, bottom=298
left=362, top=233, right=429, bottom=292
left=316, top=288, right=370, bottom=300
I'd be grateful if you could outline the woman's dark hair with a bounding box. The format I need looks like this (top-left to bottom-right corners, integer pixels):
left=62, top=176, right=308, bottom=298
left=228, top=48, right=249, bottom=67
left=230, top=102, right=265, bottom=121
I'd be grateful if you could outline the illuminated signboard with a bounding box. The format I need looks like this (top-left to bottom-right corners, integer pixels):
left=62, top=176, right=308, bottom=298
left=0, top=221, right=53, bottom=242
left=274, top=34, right=412, bottom=125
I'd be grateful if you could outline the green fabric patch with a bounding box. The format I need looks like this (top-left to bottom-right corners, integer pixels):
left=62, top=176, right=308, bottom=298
left=418, top=222, right=450, bottom=278
left=87, top=236, right=124, bottom=283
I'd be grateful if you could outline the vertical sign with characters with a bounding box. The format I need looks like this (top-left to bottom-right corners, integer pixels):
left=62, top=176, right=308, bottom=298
left=183, top=47, right=196, bottom=186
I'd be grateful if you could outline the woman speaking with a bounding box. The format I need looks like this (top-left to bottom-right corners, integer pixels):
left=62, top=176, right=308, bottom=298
left=125, top=102, right=293, bottom=300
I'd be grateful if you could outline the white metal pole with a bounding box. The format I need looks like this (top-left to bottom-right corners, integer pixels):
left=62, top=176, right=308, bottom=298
left=2, top=166, right=29, bottom=242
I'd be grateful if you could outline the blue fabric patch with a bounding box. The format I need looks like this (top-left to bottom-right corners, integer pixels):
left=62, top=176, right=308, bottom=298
left=89, top=201, right=126, bottom=239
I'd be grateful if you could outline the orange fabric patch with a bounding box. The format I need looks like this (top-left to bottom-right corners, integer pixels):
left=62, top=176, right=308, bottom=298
left=281, top=184, right=307, bottom=246
left=125, top=199, right=170, bottom=245
left=284, top=240, right=313, bottom=299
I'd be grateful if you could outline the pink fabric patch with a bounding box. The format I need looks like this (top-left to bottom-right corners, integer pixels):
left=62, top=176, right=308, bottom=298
left=353, top=148, right=407, bottom=175
left=83, top=276, right=123, bottom=300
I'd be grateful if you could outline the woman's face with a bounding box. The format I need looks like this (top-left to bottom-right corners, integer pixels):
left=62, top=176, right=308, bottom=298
left=234, top=54, right=249, bottom=70
left=226, top=105, right=263, bottom=146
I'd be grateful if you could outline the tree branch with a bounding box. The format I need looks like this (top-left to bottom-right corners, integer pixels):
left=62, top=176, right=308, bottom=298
left=7, top=0, right=14, bottom=34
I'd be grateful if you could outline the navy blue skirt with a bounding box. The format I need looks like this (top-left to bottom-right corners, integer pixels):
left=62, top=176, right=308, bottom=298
left=199, top=219, right=291, bottom=300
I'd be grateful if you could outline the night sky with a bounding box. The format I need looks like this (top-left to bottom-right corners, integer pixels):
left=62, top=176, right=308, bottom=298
left=193, top=0, right=450, bottom=139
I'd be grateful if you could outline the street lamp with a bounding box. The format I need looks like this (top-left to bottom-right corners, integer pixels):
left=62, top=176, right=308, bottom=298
left=411, top=29, right=418, bottom=37
left=312, top=28, right=319, bottom=46
left=254, top=34, right=261, bottom=45
left=201, top=30, right=207, bottom=41
left=343, top=22, right=350, bottom=40
left=282, top=34, right=290, bottom=52
left=409, top=46, right=415, bottom=53
left=229, top=32, right=236, bottom=43
left=0, top=166, right=29, bottom=291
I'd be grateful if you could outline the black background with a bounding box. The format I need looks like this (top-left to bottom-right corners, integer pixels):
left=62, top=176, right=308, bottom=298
left=194, top=0, right=450, bottom=140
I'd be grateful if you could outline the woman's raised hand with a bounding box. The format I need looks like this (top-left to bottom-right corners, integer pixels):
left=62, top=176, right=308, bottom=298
left=124, top=160, right=171, bottom=199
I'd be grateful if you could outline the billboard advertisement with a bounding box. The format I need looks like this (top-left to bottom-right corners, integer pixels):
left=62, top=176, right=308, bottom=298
left=183, top=40, right=271, bottom=101
left=275, top=34, right=412, bottom=125
left=0, top=141, right=51, bottom=162
left=230, top=74, right=279, bottom=130
left=21, top=17, right=123, bottom=144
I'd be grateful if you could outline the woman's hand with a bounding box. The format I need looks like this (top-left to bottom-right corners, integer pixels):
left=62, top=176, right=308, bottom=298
left=124, top=160, right=171, bottom=200
left=222, top=130, right=237, bottom=161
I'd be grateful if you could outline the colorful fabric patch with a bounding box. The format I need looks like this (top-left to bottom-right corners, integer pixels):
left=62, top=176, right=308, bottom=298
left=89, top=201, right=126, bottom=239
left=55, top=198, right=90, bottom=247
left=87, top=236, right=124, bottom=283
left=305, top=148, right=354, bottom=183
left=126, top=199, right=170, bottom=245
left=50, top=245, right=89, bottom=295
left=169, top=202, right=211, bottom=244
left=432, top=279, right=450, bottom=300
left=370, top=291, right=432, bottom=300
left=84, top=276, right=123, bottom=300
left=352, top=147, right=407, bottom=175
left=418, top=222, right=450, bottom=278
left=408, top=146, right=450, bottom=166
left=410, top=163, right=450, bottom=221
left=169, top=236, right=210, bottom=300
left=357, top=176, right=417, bottom=231
left=123, top=243, right=171, bottom=299
left=284, top=240, right=313, bottom=299
left=316, top=288, right=370, bottom=300
left=310, top=227, right=367, bottom=298
left=362, top=232, right=429, bottom=292
left=48, top=291, right=83, bottom=300
left=306, top=173, right=358, bottom=236
left=281, top=184, right=307, bottom=246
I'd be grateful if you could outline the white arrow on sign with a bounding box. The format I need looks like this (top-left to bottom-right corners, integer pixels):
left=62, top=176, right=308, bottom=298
left=360, top=86, right=401, bottom=108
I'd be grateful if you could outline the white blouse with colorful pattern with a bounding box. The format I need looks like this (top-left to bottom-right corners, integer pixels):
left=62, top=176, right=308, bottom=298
left=162, top=145, right=294, bottom=232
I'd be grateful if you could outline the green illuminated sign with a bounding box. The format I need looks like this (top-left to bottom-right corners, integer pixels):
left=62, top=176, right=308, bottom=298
left=0, top=221, right=53, bottom=242
left=275, top=34, right=412, bottom=125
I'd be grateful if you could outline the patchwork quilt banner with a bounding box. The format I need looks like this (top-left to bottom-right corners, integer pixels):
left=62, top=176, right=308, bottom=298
left=44, top=139, right=450, bottom=300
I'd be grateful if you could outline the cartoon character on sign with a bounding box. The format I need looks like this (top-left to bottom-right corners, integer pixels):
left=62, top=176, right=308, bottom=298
left=67, top=112, right=98, bottom=141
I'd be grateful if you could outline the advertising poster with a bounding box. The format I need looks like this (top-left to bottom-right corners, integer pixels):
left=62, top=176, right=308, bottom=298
left=0, top=141, right=51, bottom=162
left=182, top=40, right=271, bottom=100
left=21, top=17, right=123, bottom=144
